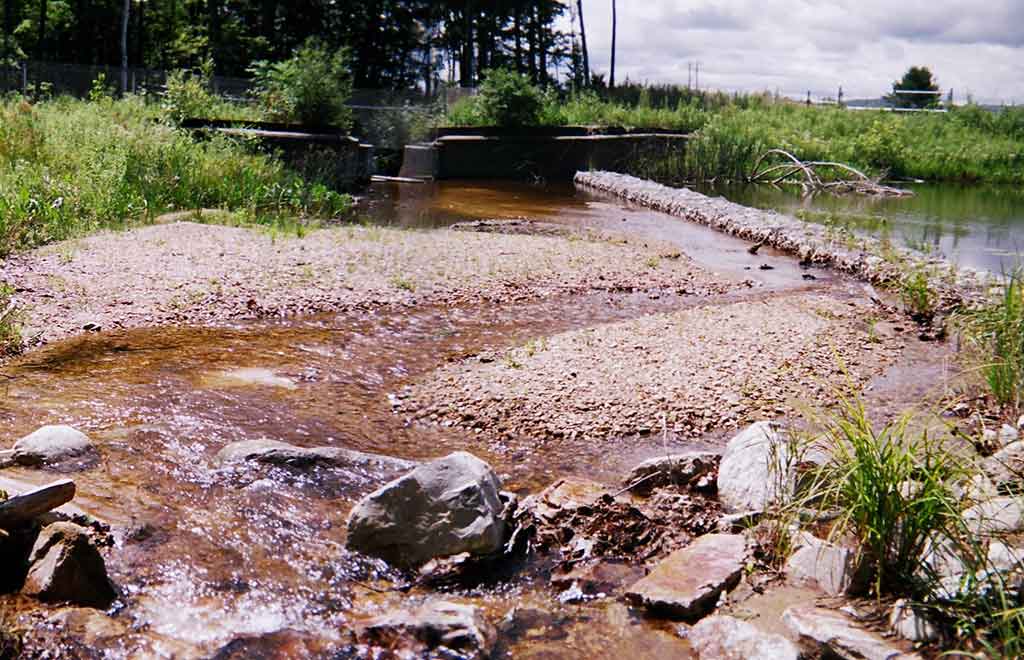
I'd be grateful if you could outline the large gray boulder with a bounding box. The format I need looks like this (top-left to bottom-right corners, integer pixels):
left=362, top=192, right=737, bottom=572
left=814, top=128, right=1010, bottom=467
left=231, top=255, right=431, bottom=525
left=22, top=522, right=117, bottom=608
left=355, top=600, right=496, bottom=660
left=983, top=441, right=1024, bottom=492
left=962, top=496, right=1024, bottom=535
left=217, top=439, right=415, bottom=473
left=625, top=533, right=747, bottom=620
left=689, top=615, right=801, bottom=660
left=5, top=426, right=97, bottom=469
left=785, top=533, right=862, bottom=596
left=346, top=452, right=506, bottom=567
left=717, top=422, right=793, bottom=513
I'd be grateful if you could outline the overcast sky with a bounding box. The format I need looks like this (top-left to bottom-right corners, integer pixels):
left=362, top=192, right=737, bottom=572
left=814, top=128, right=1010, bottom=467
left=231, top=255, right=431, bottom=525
left=562, top=1, right=1024, bottom=104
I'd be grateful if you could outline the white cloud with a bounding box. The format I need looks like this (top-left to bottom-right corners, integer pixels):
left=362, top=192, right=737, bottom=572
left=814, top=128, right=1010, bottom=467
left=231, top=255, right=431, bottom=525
left=566, top=0, right=1024, bottom=104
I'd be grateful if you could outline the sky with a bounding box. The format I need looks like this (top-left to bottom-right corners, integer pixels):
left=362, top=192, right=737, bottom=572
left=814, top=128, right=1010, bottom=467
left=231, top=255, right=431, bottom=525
left=561, top=0, right=1024, bottom=105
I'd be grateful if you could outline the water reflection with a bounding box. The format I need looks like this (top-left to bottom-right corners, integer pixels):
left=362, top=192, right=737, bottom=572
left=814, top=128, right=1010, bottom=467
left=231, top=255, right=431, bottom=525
left=691, top=182, right=1024, bottom=273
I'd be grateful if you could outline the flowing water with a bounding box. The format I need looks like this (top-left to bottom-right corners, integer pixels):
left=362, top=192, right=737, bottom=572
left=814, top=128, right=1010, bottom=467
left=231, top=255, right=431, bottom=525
left=0, top=180, right=869, bottom=657
left=693, top=181, right=1024, bottom=274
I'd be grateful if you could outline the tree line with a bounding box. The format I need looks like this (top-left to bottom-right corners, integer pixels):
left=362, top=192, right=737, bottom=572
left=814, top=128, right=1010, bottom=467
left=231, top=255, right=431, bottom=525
left=0, top=0, right=606, bottom=91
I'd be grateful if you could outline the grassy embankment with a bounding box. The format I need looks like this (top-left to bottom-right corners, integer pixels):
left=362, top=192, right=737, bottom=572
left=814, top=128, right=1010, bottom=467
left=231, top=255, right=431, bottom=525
left=448, top=90, right=1024, bottom=184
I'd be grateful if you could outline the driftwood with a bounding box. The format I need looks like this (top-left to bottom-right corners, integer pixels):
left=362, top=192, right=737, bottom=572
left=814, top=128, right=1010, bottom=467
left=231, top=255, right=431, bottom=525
left=0, top=479, right=76, bottom=528
left=748, top=149, right=913, bottom=197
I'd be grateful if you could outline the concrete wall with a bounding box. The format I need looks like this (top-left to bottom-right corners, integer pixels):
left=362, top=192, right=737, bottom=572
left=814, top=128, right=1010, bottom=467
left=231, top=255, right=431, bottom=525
left=400, top=131, right=689, bottom=181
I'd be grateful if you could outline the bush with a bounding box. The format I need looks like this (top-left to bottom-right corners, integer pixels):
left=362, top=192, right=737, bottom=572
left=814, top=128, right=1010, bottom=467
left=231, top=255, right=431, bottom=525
left=250, top=40, right=353, bottom=128
left=474, top=67, right=543, bottom=127
left=162, top=60, right=221, bottom=124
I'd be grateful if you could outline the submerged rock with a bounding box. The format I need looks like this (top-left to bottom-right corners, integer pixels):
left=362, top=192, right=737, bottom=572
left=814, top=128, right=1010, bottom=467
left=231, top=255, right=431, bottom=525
left=355, top=600, right=496, bottom=660
left=22, top=522, right=117, bottom=608
left=717, top=422, right=793, bottom=513
left=346, top=451, right=506, bottom=567
left=688, top=615, right=801, bottom=660
left=622, top=451, right=719, bottom=494
left=625, top=533, right=747, bottom=620
left=216, top=438, right=415, bottom=473
left=4, top=426, right=97, bottom=469
left=784, top=605, right=920, bottom=660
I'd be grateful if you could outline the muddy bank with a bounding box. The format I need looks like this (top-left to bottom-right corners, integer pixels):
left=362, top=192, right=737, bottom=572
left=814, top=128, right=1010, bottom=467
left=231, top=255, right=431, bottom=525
left=0, top=220, right=735, bottom=349
left=402, top=288, right=903, bottom=444
left=575, top=171, right=994, bottom=303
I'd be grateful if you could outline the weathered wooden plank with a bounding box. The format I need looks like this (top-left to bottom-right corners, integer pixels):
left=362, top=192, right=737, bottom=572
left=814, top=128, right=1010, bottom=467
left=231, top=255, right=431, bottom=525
left=0, top=479, right=76, bottom=528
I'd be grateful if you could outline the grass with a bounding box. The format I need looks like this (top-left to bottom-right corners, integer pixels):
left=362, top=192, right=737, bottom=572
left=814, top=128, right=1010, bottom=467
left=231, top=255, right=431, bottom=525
left=777, top=396, right=1024, bottom=654
left=0, top=94, right=351, bottom=259
left=445, top=89, right=1024, bottom=184
left=957, top=271, right=1024, bottom=409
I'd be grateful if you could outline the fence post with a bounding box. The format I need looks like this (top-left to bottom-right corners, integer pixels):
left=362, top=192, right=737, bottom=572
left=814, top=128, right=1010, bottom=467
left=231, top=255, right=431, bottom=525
left=21, top=61, right=27, bottom=92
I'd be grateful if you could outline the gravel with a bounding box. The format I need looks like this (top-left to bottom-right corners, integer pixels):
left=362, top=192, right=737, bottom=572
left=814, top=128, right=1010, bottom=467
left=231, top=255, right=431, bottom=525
left=0, top=220, right=734, bottom=348
left=401, top=290, right=903, bottom=442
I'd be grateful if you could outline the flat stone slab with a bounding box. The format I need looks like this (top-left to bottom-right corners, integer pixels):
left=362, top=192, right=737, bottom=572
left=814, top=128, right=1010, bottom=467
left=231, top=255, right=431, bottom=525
left=784, top=605, right=920, bottom=660
left=625, top=533, right=747, bottom=620
left=689, top=615, right=801, bottom=660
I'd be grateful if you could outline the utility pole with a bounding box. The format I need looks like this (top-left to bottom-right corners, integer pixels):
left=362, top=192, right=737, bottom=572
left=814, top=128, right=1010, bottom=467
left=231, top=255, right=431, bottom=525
left=609, top=0, right=616, bottom=88
left=576, top=0, right=589, bottom=86
left=695, top=61, right=700, bottom=90
left=688, top=62, right=692, bottom=89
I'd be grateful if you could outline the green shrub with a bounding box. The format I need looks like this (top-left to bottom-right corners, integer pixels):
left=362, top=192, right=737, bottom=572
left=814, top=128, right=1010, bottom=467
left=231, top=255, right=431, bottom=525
left=250, top=40, right=353, bottom=128
left=474, top=67, right=543, bottom=127
left=162, top=60, right=221, bottom=123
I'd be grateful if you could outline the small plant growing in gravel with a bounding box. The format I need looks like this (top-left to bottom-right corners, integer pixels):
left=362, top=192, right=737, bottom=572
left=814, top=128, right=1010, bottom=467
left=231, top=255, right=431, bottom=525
left=390, top=276, right=416, bottom=292
left=897, top=264, right=937, bottom=323
left=0, top=283, right=23, bottom=356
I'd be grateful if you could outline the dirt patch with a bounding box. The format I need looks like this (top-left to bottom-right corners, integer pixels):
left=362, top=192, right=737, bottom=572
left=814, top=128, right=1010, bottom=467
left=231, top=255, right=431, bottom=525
left=400, top=289, right=904, bottom=443
left=0, top=220, right=737, bottom=349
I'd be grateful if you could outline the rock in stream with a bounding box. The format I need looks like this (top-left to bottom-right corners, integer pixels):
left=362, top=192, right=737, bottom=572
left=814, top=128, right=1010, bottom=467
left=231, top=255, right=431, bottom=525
left=345, top=451, right=506, bottom=568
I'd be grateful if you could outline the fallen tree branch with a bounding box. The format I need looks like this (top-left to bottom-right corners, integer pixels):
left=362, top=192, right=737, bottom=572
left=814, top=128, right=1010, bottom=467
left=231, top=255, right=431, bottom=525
left=749, top=150, right=913, bottom=197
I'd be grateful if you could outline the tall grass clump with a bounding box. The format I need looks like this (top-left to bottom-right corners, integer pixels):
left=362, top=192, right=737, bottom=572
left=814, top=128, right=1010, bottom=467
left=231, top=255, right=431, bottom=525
left=0, top=95, right=350, bottom=256
left=798, top=398, right=964, bottom=597
left=781, top=395, right=1024, bottom=654
left=958, top=271, right=1024, bottom=409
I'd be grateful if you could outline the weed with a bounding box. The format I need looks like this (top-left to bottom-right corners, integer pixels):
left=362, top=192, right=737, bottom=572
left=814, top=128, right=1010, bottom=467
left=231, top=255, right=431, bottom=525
left=0, top=283, right=22, bottom=356
left=391, top=276, right=416, bottom=292
left=897, top=264, right=937, bottom=323
left=957, top=271, right=1024, bottom=409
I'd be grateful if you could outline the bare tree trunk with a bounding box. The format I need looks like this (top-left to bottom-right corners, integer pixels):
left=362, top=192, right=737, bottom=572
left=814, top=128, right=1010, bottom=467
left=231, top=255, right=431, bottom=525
left=577, top=0, right=589, bottom=86
left=609, top=0, right=617, bottom=88
left=120, top=0, right=129, bottom=94
left=37, top=0, right=47, bottom=60
left=3, top=0, right=12, bottom=61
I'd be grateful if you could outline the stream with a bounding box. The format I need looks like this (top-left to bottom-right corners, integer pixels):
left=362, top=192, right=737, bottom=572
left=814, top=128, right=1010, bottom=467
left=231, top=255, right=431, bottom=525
left=0, top=179, right=923, bottom=658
